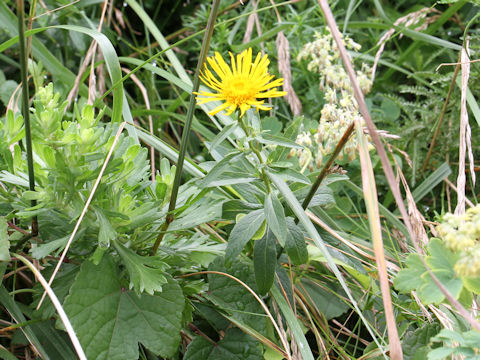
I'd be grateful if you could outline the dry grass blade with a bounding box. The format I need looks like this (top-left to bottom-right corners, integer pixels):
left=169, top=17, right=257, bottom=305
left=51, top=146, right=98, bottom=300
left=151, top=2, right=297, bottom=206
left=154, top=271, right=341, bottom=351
left=65, top=0, right=110, bottom=111
left=445, top=178, right=475, bottom=208
left=243, top=0, right=257, bottom=43
left=354, top=119, right=403, bottom=360
left=269, top=0, right=302, bottom=115
left=372, top=7, right=440, bottom=80
left=388, top=144, right=429, bottom=250
left=276, top=31, right=302, bottom=115
left=455, top=38, right=471, bottom=215
left=121, top=67, right=155, bottom=180
left=36, top=122, right=127, bottom=309
left=317, top=0, right=480, bottom=333
left=13, top=253, right=87, bottom=360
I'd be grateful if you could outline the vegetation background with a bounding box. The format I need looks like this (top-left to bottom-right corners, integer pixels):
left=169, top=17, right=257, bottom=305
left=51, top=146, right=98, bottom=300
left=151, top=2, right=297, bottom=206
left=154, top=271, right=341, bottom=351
left=0, top=0, right=480, bottom=359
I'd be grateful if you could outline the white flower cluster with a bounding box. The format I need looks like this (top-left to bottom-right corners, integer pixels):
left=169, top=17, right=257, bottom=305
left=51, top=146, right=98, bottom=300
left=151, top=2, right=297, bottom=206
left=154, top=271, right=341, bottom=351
left=436, top=205, right=480, bottom=277
left=291, top=30, right=373, bottom=170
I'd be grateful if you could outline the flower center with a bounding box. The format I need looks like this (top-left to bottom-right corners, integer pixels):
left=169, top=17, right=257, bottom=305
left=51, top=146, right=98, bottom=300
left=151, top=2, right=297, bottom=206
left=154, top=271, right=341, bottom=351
left=221, top=75, right=258, bottom=106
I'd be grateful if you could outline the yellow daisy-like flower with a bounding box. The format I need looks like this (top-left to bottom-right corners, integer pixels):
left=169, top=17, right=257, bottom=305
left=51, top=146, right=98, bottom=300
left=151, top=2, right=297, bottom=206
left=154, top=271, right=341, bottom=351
left=195, top=48, right=287, bottom=117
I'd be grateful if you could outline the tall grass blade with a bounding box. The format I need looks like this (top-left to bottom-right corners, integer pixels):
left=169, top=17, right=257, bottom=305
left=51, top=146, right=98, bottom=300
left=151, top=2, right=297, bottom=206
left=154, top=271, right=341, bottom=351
left=268, top=171, right=388, bottom=358
left=13, top=254, right=86, bottom=360
left=355, top=119, right=403, bottom=359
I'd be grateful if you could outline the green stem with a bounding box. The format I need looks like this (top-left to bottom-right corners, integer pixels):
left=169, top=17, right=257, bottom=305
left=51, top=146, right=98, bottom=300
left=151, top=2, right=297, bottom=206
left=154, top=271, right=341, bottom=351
left=298, top=121, right=354, bottom=220
left=238, top=115, right=271, bottom=193
left=151, top=0, right=221, bottom=255
left=17, top=0, right=38, bottom=236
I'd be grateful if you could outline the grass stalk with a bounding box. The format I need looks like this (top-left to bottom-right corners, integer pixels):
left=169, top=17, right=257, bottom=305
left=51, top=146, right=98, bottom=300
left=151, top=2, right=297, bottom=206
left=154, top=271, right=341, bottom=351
left=13, top=253, right=86, bottom=360
left=151, top=0, right=221, bottom=255
left=422, top=54, right=461, bottom=172
left=319, top=0, right=480, bottom=336
left=16, top=0, right=38, bottom=235
left=300, top=121, right=354, bottom=214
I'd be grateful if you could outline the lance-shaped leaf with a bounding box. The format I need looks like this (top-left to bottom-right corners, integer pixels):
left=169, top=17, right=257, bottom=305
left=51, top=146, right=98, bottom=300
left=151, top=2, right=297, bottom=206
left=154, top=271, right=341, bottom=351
left=225, top=209, right=265, bottom=265
left=253, top=230, right=276, bottom=295
left=264, top=192, right=287, bottom=246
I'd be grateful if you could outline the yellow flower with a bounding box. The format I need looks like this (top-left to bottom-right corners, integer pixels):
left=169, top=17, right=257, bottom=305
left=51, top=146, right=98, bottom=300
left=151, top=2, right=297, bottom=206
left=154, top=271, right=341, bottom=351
left=195, top=48, right=287, bottom=117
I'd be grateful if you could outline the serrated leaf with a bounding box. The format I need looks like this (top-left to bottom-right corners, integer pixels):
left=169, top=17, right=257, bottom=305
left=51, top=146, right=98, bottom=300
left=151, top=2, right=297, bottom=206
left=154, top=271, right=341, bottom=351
left=225, top=209, right=265, bottom=265
left=62, top=257, right=184, bottom=360
left=184, top=328, right=262, bottom=360
left=253, top=230, right=276, bottom=295
left=394, top=254, right=425, bottom=292
left=418, top=269, right=463, bottom=305
left=114, top=241, right=168, bottom=295
left=0, top=217, right=9, bottom=261
left=264, top=192, right=287, bottom=246
left=285, top=217, right=308, bottom=265
left=426, top=238, right=459, bottom=272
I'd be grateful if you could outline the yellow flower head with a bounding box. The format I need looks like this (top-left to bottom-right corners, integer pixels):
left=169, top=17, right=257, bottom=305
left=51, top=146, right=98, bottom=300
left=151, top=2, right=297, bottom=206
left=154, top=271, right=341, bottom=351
left=195, top=48, right=287, bottom=117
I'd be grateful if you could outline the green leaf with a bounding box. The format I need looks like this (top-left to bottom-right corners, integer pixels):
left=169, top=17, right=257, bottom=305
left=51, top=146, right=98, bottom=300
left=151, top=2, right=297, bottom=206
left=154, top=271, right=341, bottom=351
left=253, top=231, right=276, bottom=295
left=463, top=277, right=480, bottom=295
left=209, top=123, right=237, bottom=151
left=412, top=163, right=451, bottom=202
left=264, top=192, right=287, bottom=246
left=94, top=209, right=116, bottom=248
left=62, top=257, right=184, bottom=360
left=233, top=23, right=289, bottom=52
left=298, top=278, right=349, bottom=320
left=226, top=209, right=265, bottom=265
left=285, top=218, right=308, bottom=265
left=268, top=117, right=302, bottom=163
left=184, top=328, right=262, bottom=360
left=426, top=347, right=455, bottom=360
left=0, top=217, right=9, bottom=261
left=0, top=286, right=48, bottom=359
left=113, top=241, right=168, bottom=295
left=402, top=323, right=441, bottom=360
left=199, top=151, right=243, bottom=188
left=208, top=257, right=267, bottom=335
left=418, top=269, right=463, bottom=305
left=426, top=238, right=459, bottom=272
left=270, top=285, right=315, bottom=360
left=256, top=133, right=303, bottom=149
left=0, top=346, right=18, bottom=360
left=222, top=200, right=262, bottom=221
left=394, top=254, right=425, bottom=292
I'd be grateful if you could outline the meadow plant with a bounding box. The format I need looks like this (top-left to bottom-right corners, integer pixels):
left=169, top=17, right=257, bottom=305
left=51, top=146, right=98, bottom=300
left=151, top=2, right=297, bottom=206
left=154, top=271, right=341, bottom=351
left=292, top=29, right=373, bottom=170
